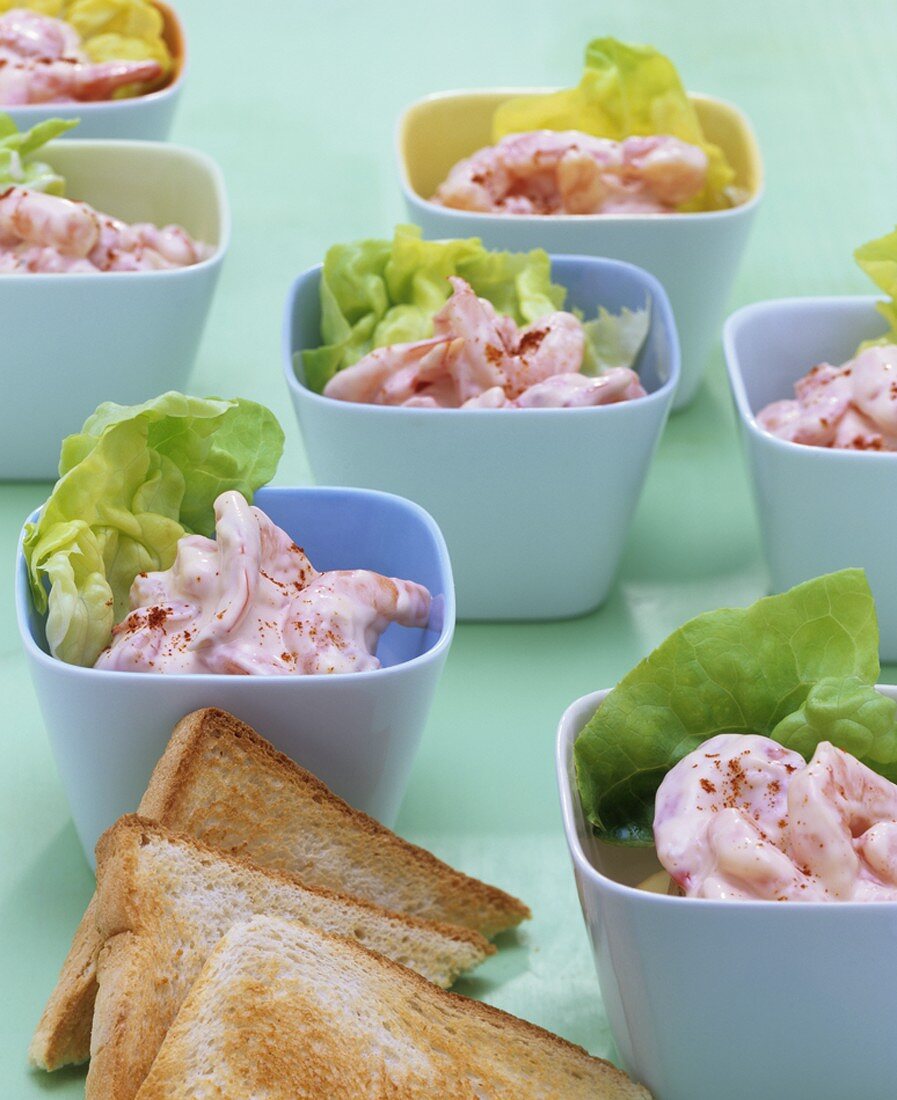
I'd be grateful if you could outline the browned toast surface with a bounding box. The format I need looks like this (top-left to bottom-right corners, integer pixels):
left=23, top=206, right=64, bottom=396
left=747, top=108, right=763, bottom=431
left=30, top=707, right=527, bottom=1072
left=86, top=816, right=491, bottom=1100
left=135, top=916, right=651, bottom=1100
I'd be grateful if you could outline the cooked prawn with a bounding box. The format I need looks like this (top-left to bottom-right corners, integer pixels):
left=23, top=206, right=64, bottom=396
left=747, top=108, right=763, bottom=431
left=0, top=186, right=210, bottom=273
left=0, top=8, right=162, bottom=105
left=322, top=275, right=647, bottom=410
left=433, top=130, right=708, bottom=215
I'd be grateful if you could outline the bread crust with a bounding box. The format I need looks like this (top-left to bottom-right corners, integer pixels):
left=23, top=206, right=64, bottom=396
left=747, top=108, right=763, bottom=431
left=29, top=707, right=527, bottom=1073
left=135, top=916, right=652, bottom=1100
left=86, top=816, right=493, bottom=1100
left=142, top=708, right=530, bottom=935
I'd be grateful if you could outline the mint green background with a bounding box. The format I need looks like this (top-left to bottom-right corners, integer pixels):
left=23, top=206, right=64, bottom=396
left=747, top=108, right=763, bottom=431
left=4, top=0, right=897, bottom=1092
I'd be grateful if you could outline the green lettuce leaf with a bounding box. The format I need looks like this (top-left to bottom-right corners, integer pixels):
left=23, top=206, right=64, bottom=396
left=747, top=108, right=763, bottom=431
left=24, top=392, right=284, bottom=667
left=0, top=114, right=79, bottom=196
left=771, top=678, right=897, bottom=783
left=301, top=224, right=644, bottom=393
left=581, top=303, right=650, bottom=375
left=492, top=38, right=736, bottom=212
left=574, top=570, right=880, bottom=844
left=854, top=228, right=897, bottom=351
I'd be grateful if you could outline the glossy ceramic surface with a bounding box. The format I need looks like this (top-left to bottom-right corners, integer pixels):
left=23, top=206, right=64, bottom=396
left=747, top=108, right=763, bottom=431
left=0, top=139, right=228, bottom=480
left=725, top=296, right=897, bottom=661
left=16, top=486, right=455, bottom=865
left=283, top=254, right=679, bottom=620
left=557, top=685, right=897, bottom=1100
left=397, top=88, right=764, bottom=409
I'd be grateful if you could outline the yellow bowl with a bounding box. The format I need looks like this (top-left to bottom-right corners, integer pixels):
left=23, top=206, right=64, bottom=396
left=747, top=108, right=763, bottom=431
left=396, top=88, right=764, bottom=409
left=398, top=87, right=763, bottom=206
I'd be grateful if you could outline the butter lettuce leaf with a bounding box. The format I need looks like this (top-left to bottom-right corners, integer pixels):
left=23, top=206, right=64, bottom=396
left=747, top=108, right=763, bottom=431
left=24, top=392, right=284, bottom=667
left=771, top=678, right=897, bottom=783
left=492, top=37, right=735, bottom=212
left=301, top=224, right=645, bottom=393
left=574, top=570, right=880, bottom=844
left=581, top=303, right=650, bottom=375
left=854, top=228, right=897, bottom=351
left=0, top=114, right=78, bottom=195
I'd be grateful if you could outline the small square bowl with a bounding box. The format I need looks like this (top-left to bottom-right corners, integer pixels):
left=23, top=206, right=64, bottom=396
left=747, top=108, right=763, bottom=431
left=557, top=685, right=897, bottom=1100
left=16, top=486, right=455, bottom=867
left=724, top=297, right=897, bottom=662
left=0, top=137, right=229, bottom=481
left=2, top=0, right=186, bottom=141
left=397, top=89, right=764, bottom=409
left=283, top=254, right=680, bottom=622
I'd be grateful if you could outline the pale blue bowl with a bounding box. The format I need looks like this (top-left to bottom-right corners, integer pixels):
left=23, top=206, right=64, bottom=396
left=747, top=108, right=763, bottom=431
left=724, top=295, right=897, bottom=661
left=16, top=486, right=455, bottom=866
left=0, top=139, right=229, bottom=481
left=283, top=254, right=680, bottom=621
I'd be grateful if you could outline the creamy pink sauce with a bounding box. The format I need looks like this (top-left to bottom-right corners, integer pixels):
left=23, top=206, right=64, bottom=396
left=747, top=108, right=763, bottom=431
left=757, top=345, right=897, bottom=451
left=432, top=130, right=708, bottom=216
left=654, top=733, right=897, bottom=901
left=0, top=9, right=162, bottom=104
left=94, top=491, right=432, bottom=675
left=0, top=186, right=210, bottom=273
left=323, top=276, right=646, bottom=409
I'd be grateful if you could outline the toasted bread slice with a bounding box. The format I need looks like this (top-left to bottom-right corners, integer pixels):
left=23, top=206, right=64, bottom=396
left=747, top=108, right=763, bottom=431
left=30, top=707, right=528, bottom=1071
left=86, top=817, right=492, bottom=1100
left=135, top=915, right=651, bottom=1100
left=141, top=708, right=528, bottom=935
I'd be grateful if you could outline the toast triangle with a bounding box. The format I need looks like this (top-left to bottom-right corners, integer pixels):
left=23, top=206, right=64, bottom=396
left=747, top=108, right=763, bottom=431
left=135, top=915, right=651, bottom=1100
left=85, top=816, right=492, bottom=1100
left=30, top=707, right=527, bottom=1071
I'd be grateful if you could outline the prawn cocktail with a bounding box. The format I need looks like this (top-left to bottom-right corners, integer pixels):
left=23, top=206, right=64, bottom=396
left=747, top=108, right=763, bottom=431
left=0, top=3, right=172, bottom=105
left=432, top=38, right=744, bottom=217
left=302, top=225, right=651, bottom=410
left=0, top=115, right=209, bottom=273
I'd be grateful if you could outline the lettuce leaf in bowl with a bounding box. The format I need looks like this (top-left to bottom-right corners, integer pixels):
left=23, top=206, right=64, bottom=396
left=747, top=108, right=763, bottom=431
left=854, top=227, right=897, bottom=351
left=574, top=570, right=882, bottom=844
left=24, top=392, right=284, bottom=668
left=0, top=114, right=78, bottom=195
left=492, top=37, right=736, bottom=212
left=301, top=224, right=647, bottom=394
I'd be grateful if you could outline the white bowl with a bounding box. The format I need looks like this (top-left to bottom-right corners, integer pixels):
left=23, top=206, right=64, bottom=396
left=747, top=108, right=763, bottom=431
left=724, top=296, right=897, bottom=662
left=397, top=88, right=764, bottom=409
left=0, top=138, right=228, bottom=481
left=16, top=486, right=455, bottom=867
left=557, top=685, right=897, bottom=1100
left=283, top=254, right=679, bottom=621
left=2, top=0, right=186, bottom=141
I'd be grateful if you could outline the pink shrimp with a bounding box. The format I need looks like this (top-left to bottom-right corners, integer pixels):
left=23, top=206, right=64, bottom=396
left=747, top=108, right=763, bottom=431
left=0, top=8, right=161, bottom=105
left=95, top=491, right=431, bottom=676
left=514, top=367, right=646, bottom=408
left=0, top=56, right=163, bottom=105
left=323, top=338, right=459, bottom=405
left=0, top=187, right=99, bottom=256
left=320, top=276, right=652, bottom=411
left=0, top=187, right=209, bottom=273
left=757, top=348, right=897, bottom=452
left=0, top=8, right=81, bottom=61
left=433, top=129, right=708, bottom=215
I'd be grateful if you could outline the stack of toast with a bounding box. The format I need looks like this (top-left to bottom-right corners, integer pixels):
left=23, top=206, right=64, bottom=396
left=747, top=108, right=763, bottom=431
left=30, top=708, right=649, bottom=1098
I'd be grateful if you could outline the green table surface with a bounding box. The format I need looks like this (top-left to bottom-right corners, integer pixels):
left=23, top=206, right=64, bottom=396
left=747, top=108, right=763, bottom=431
left=4, top=0, right=897, bottom=1093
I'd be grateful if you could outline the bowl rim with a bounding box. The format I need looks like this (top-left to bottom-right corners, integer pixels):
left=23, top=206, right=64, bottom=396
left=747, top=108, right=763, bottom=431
left=281, top=252, right=681, bottom=416
left=0, top=137, right=231, bottom=280
left=724, top=293, right=897, bottom=462
left=395, top=86, right=765, bottom=223
left=556, top=683, right=897, bottom=912
left=3, top=0, right=187, bottom=114
left=16, top=484, right=456, bottom=683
